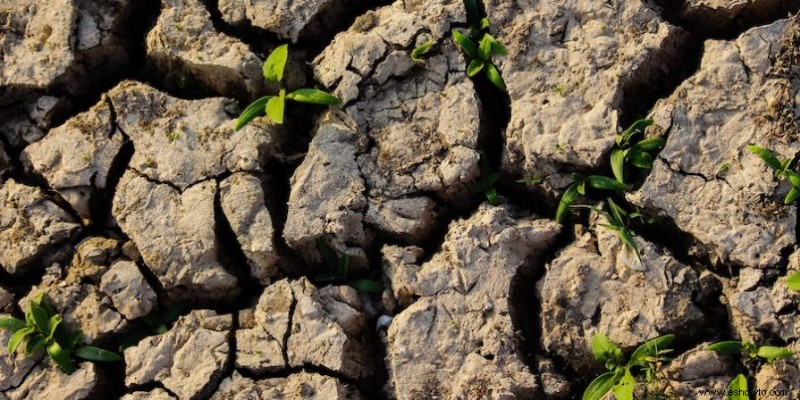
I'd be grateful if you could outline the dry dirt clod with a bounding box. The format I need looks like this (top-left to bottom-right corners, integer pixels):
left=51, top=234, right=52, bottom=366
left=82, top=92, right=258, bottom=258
left=211, top=371, right=364, bottom=399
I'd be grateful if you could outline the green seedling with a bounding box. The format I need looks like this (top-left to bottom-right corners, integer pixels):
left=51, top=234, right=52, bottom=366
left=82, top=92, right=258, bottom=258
left=554, top=83, right=567, bottom=97
left=517, top=175, right=546, bottom=185
left=572, top=198, right=644, bottom=266
left=555, top=174, right=629, bottom=223
left=726, top=374, right=749, bottom=400
left=451, top=0, right=508, bottom=91
left=786, top=272, right=800, bottom=291
left=476, top=153, right=501, bottom=205
left=584, top=333, right=675, bottom=400
left=747, top=145, right=800, bottom=204
left=411, top=40, right=434, bottom=63
left=610, top=119, right=665, bottom=184
left=316, top=239, right=382, bottom=293
left=118, top=302, right=188, bottom=352
left=708, top=340, right=793, bottom=362
left=0, top=293, right=122, bottom=374
left=235, top=44, right=342, bottom=130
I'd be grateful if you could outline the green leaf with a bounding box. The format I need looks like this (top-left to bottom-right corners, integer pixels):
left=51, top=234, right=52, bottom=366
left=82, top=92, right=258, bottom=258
left=317, top=239, right=340, bottom=271
left=475, top=172, right=500, bottom=192
left=478, top=35, right=492, bottom=61
left=24, top=335, right=45, bottom=356
left=617, top=119, right=653, bottom=147
left=591, top=333, right=622, bottom=364
left=485, top=187, right=499, bottom=205
left=411, top=40, right=434, bottom=62
left=484, top=63, right=507, bottom=92
left=452, top=29, right=478, bottom=59
left=266, top=89, right=285, bottom=124
left=286, top=88, right=342, bottom=106
left=75, top=345, right=123, bottom=362
left=8, top=327, right=34, bottom=354
left=31, top=292, right=55, bottom=316
left=0, top=317, right=27, bottom=332
left=263, top=44, right=288, bottom=83
left=517, top=176, right=545, bottom=185
left=582, top=371, right=619, bottom=400
left=727, top=374, right=748, bottom=400
left=784, top=170, right=800, bottom=188
left=747, top=145, right=782, bottom=171
left=47, top=314, right=62, bottom=342
left=618, top=226, right=644, bottom=267
left=586, top=176, right=629, bottom=191
left=611, top=149, right=627, bottom=184
left=606, top=198, right=628, bottom=227
left=29, top=302, right=49, bottom=335
left=350, top=279, right=383, bottom=293
left=628, top=334, right=674, bottom=367
left=479, top=17, right=490, bottom=31
left=628, top=150, right=654, bottom=170
left=467, top=59, right=485, bottom=77
left=486, top=34, right=508, bottom=56
left=556, top=184, right=579, bottom=224
left=632, top=137, right=665, bottom=152
left=757, top=346, right=793, bottom=361
left=611, top=369, right=635, bottom=400
left=47, top=341, right=75, bottom=374
left=787, top=272, right=800, bottom=291
left=708, top=341, right=742, bottom=354
left=235, top=96, right=271, bottom=131
left=786, top=187, right=800, bottom=205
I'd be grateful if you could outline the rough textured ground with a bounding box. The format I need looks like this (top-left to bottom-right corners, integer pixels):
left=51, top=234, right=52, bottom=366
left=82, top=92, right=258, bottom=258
left=0, top=0, right=799, bottom=399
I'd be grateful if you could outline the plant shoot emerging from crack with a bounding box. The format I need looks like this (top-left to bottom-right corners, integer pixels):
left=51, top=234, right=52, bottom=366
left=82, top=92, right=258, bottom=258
left=475, top=152, right=501, bottom=205
left=315, top=239, right=382, bottom=293
left=411, top=40, right=434, bottom=63
left=572, top=198, right=648, bottom=266
left=0, top=292, right=122, bottom=374
left=583, top=333, right=674, bottom=400
left=747, top=145, right=800, bottom=204
left=610, top=119, right=665, bottom=184
left=235, top=44, right=342, bottom=130
left=452, top=0, right=508, bottom=92
left=708, top=340, right=793, bottom=363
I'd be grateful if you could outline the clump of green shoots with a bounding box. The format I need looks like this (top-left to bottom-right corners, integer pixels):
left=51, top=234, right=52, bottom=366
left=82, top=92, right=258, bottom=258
left=708, top=340, right=793, bottom=362
left=0, top=293, right=122, bottom=374
left=584, top=333, right=675, bottom=400
left=610, top=119, right=665, bottom=184
left=556, top=174, right=629, bottom=223
left=747, top=145, right=800, bottom=205
left=235, top=44, right=342, bottom=130
left=572, top=198, right=649, bottom=266
left=451, top=0, right=508, bottom=91
left=316, top=239, right=382, bottom=293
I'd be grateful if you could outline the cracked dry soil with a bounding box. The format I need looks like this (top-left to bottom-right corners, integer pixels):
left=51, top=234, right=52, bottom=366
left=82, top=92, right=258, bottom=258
left=1, top=0, right=800, bottom=399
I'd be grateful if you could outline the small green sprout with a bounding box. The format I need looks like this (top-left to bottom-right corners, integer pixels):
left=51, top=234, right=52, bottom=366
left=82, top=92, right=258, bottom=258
left=411, top=40, right=434, bottom=63
left=451, top=0, right=508, bottom=92
left=0, top=293, right=122, bottom=374
left=726, top=374, right=748, bottom=400
left=786, top=272, right=800, bottom=291
left=168, top=131, right=180, bottom=142
left=610, top=119, right=665, bottom=184
left=708, top=340, right=793, bottom=362
left=717, top=162, right=730, bottom=176
left=554, top=83, right=566, bottom=97
left=747, top=145, right=800, bottom=204
left=316, top=239, right=382, bottom=293
left=572, top=198, right=644, bottom=266
left=555, top=174, right=629, bottom=223
left=235, top=45, right=342, bottom=130
left=475, top=153, right=501, bottom=205
left=583, top=332, right=675, bottom=400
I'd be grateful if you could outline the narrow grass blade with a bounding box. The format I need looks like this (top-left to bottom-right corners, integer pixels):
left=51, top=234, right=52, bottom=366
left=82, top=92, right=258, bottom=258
left=75, top=345, right=123, bottom=362
left=234, top=96, right=271, bottom=131
left=708, top=341, right=742, bottom=354
left=286, top=88, right=342, bottom=105
left=582, top=371, right=618, bottom=400
left=556, top=184, right=579, bottom=223
left=747, top=145, right=782, bottom=170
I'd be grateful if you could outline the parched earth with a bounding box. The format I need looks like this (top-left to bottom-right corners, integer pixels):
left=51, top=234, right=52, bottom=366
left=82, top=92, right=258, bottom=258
left=1, top=0, right=799, bottom=399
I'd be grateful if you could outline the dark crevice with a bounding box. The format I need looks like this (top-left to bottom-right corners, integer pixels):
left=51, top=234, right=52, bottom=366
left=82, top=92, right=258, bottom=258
left=650, top=0, right=800, bottom=40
